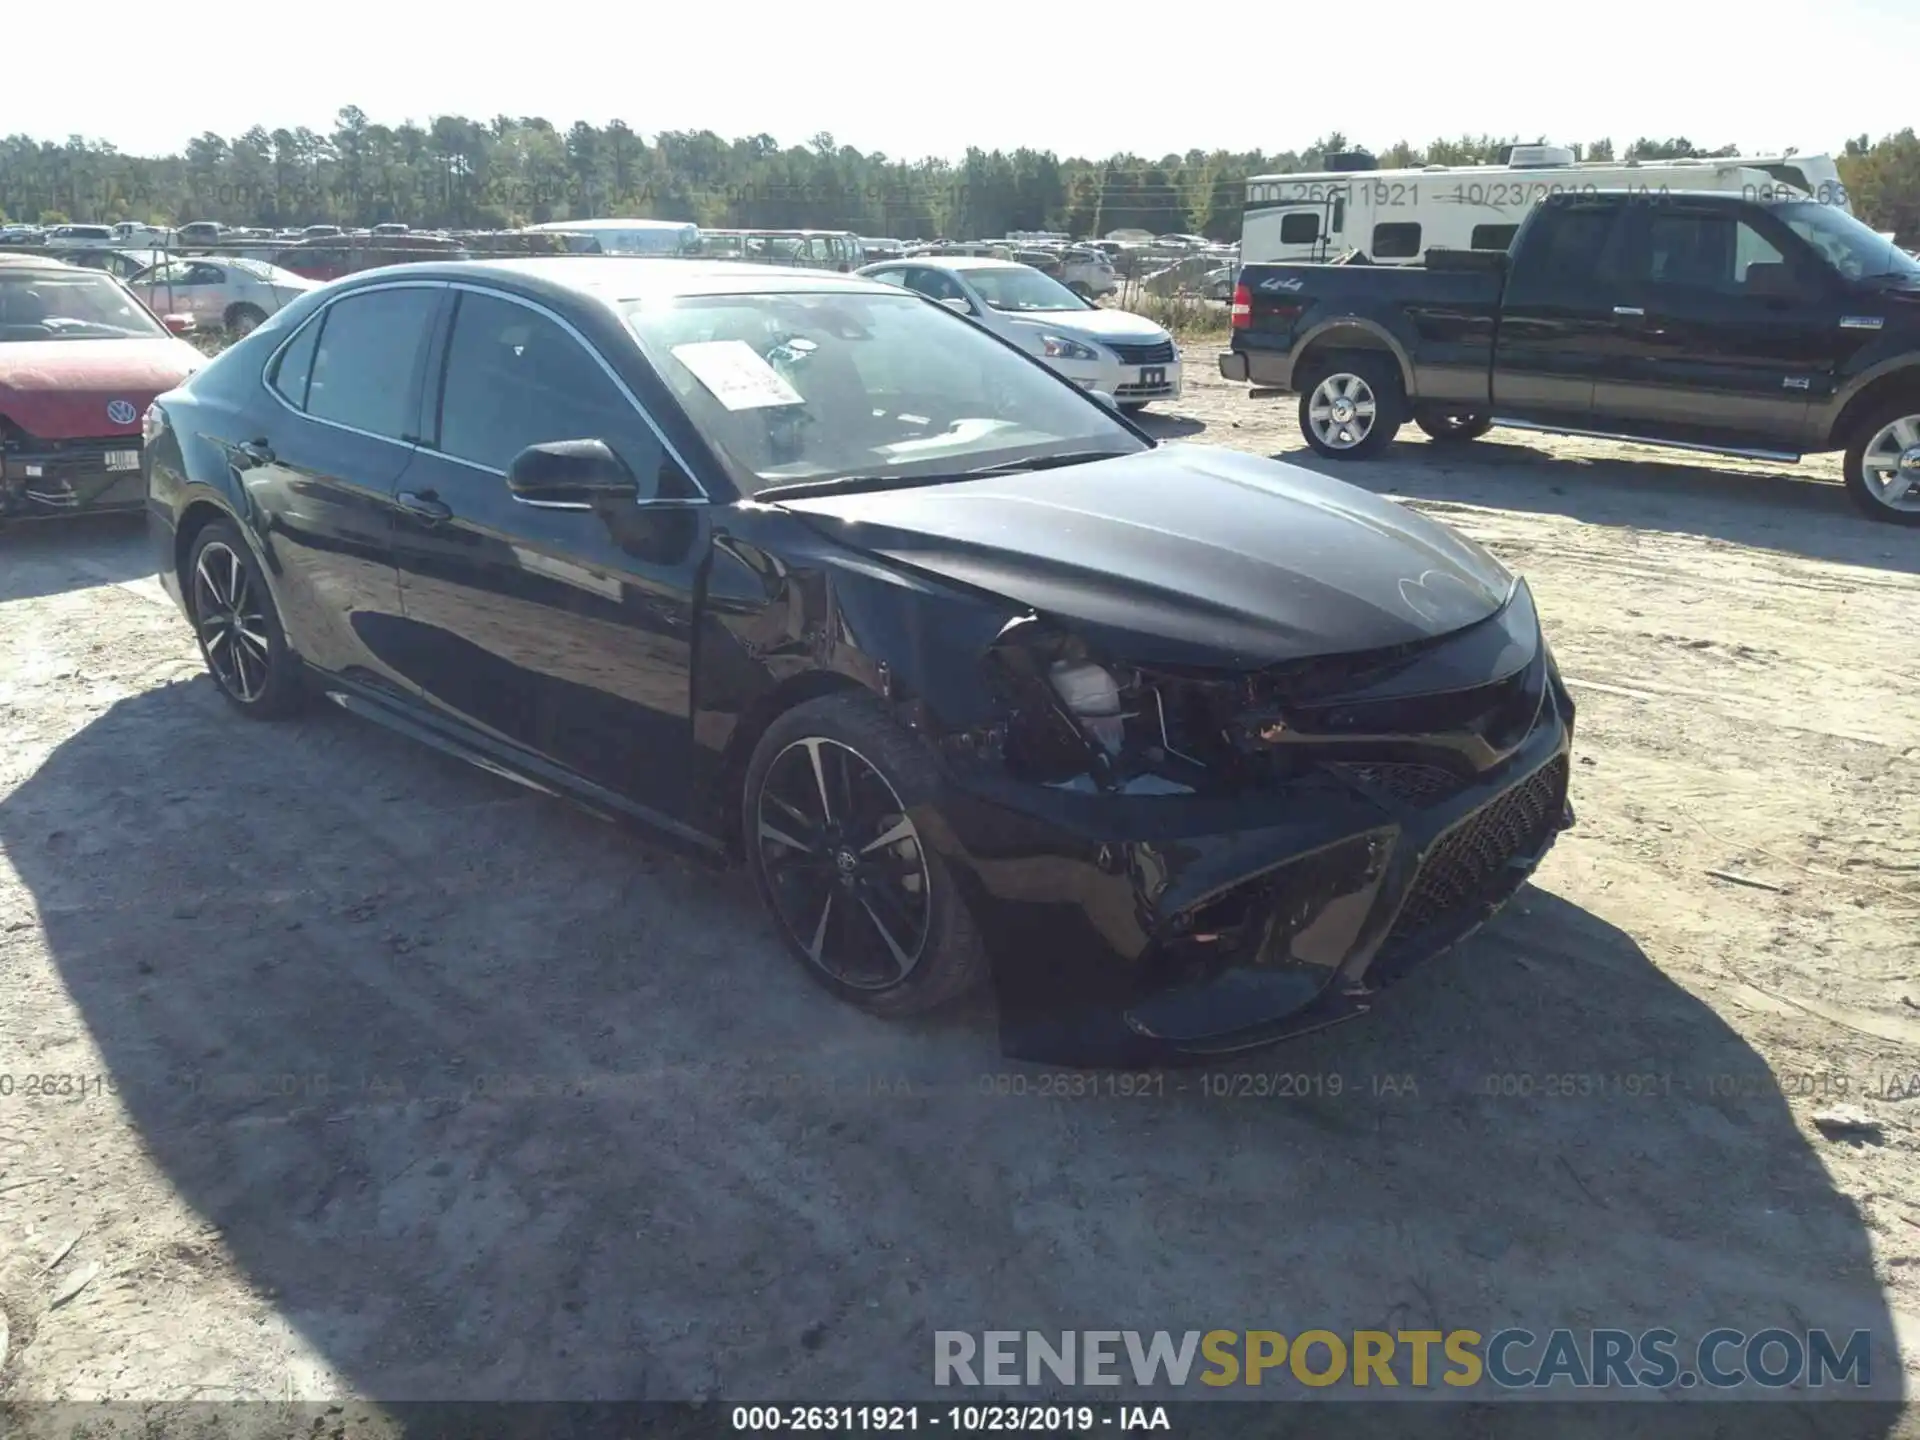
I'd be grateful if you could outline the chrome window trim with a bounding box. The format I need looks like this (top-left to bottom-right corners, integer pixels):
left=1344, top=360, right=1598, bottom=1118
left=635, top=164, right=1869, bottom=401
left=262, top=279, right=449, bottom=451
left=442, top=281, right=712, bottom=503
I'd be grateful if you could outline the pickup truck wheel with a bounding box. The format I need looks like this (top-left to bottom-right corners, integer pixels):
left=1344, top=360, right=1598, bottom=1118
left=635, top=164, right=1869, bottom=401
left=1415, top=408, right=1494, bottom=442
left=1845, top=404, right=1920, bottom=526
left=1300, top=359, right=1403, bottom=459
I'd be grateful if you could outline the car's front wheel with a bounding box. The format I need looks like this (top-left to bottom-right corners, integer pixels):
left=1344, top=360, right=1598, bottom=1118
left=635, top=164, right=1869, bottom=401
left=186, top=520, right=306, bottom=718
left=742, top=692, right=988, bottom=1018
left=1298, top=354, right=1404, bottom=459
left=1844, top=399, right=1920, bottom=526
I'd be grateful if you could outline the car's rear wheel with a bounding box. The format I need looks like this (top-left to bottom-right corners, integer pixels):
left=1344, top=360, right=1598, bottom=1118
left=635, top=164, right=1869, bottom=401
left=1844, top=400, right=1920, bottom=526
left=742, top=692, right=987, bottom=1018
left=186, top=521, right=306, bottom=718
left=1299, top=355, right=1403, bottom=459
left=225, top=303, right=267, bottom=336
left=1414, top=407, right=1494, bottom=443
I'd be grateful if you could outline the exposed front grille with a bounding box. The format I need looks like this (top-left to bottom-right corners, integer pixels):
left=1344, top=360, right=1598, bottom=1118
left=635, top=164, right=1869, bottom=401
left=2, top=438, right=144, bottom=511
left=1105, top=339, right=1176, bottom=366
left=1392, top=755, right=1569, bottom=936
left=1323, top=761, right=1468, bottom=808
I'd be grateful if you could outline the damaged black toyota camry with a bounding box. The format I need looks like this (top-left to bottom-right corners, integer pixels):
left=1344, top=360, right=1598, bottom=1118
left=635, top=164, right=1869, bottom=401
left=145, top=258, right=1575, bottom=1065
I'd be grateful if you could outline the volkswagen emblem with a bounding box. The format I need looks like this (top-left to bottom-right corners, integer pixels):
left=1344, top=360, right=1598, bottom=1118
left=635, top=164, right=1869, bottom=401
left=106, top=399, right=138, bottom=426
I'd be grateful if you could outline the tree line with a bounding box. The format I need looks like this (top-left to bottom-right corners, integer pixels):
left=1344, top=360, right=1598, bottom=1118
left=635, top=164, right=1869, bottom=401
left=2, top=111, right=1916, bottom=244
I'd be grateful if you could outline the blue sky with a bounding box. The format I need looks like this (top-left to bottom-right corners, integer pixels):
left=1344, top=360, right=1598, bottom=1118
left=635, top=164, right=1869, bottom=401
left=14, top=0, right=1916, bottom=161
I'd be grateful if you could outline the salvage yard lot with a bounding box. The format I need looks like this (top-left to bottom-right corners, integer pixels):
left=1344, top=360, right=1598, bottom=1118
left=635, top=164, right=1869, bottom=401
left=1, top=360, right=1917, bottom=1425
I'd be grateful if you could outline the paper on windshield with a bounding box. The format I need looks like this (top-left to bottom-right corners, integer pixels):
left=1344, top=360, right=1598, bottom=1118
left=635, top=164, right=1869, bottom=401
left=671, top=340, right=804, bottom=410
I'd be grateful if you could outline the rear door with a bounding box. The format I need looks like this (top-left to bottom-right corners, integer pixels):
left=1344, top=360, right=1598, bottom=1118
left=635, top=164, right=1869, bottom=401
left=1589, top=199, right=1832, bottom=448
left=1490, top=198, right=1630, bottom=424
left=389, top=284, right=707, bottom=822
left=246, top=281, right=442, bottom=699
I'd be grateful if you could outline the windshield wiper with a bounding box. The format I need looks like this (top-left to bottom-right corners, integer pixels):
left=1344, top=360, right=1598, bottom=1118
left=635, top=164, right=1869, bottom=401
left=951, top=448, right=1139, bottom=478
left=756, top=450, right=1136, bottom=503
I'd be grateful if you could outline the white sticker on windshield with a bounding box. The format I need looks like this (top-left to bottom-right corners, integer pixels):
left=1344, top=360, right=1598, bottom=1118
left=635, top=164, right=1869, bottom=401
left=671, top=340, right=804, bottom=410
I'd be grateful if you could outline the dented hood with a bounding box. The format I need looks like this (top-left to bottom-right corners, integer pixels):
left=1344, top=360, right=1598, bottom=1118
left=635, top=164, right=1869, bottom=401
left=775, top=445, right=1514, bottom=666
left=0, top=338, right=201, bottom=440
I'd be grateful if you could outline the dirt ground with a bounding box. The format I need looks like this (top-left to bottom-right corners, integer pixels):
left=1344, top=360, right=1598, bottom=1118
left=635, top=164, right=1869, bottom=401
left=1, top=357, right=1917, bottom=1432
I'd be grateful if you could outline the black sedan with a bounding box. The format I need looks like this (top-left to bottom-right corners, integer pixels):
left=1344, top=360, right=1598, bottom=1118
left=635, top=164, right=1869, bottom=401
left=144, top=258, right=1575, bottom=1065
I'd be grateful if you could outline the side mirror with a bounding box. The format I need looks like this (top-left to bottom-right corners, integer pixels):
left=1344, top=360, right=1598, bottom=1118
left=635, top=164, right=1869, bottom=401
left=938, top=296, right=974, bottom=316
left=506, top=439, right=638, bottom=509
left=162, top=313, right=195, bottom=334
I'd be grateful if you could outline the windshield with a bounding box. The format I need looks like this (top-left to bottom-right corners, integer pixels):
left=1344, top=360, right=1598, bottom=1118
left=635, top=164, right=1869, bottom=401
left=0, top=270, right=168, bottom=341
left=964, top=266, right=1091, bottom=312
left=623, top=290, right=1144, bottom=495
left=1776, top=201, right=1920, bottom=282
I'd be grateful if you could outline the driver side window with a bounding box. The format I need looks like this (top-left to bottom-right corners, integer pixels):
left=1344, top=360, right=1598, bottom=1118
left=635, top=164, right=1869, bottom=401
left=436, top=289, right=668, bottom=494
left=905, top=267, right=969, bottom=307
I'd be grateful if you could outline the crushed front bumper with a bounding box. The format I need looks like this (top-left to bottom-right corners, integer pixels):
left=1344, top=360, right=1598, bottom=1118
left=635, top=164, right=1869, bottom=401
left=931, top=684, right=1575, bottom=1067
left=1, top=439, right=147, bottom=519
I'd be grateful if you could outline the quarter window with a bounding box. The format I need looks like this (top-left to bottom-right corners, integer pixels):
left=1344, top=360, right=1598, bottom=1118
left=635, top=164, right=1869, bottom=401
left=271, top=315, right=323, bottom=408
left=304, top=286, right=439, bottom=440
left=435, top=289, right=665, bottom=490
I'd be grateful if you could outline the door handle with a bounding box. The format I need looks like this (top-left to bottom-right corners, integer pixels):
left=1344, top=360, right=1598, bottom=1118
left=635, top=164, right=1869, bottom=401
left=235, top=438, right=274, bottom=466
left=397, top=490, right=452, bottom=524
left=1612, top=305, right=1645, bottom=318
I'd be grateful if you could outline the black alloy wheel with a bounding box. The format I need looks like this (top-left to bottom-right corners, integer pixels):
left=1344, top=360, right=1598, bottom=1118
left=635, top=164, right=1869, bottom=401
left=187, top=521, right=305, bottom=717
left=743, top=692, right=987, bottom=1017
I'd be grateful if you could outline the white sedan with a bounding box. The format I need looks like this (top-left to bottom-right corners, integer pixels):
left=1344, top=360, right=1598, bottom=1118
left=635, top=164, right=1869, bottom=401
left=855, top=256, right=1181, bottom=412
left=127, top=256, right=318, bottom=335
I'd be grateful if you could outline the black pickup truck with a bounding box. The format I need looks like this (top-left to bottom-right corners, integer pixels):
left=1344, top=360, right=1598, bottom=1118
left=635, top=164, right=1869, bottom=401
left=1219, top=190, right=1920, bottom=524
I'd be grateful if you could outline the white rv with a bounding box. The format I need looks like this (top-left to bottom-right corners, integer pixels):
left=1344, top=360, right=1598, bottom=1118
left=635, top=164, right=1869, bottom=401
left=1240, top=145, right=1851, bottom=265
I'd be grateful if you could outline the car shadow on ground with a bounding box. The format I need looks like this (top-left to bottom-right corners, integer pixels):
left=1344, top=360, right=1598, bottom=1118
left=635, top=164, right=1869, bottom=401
left=1, top=680, right=1906, bottom=1429
left=0, top=513, right=155, bottom=602
left=1255, top=431, right=1917, bottom=578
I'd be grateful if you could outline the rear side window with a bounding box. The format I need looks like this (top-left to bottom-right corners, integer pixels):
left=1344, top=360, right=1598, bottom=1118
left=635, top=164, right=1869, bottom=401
left=304, top=287, right=439, bottom=440
left=1280, top=212, right=1320, bottom=245
left=1372, top=222, right=1421, bottom=259
left=1521, top=205, right=1621, bottom=285
left=270, top=315, right=322, bottom=408
left=1471, top=224, right=1519, bottom=251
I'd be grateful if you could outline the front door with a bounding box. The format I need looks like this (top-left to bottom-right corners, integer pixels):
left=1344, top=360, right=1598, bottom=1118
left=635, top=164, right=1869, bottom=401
left=389, top=285, right=707, bottom=823
left=1590, top=200, right=1834, bottom=448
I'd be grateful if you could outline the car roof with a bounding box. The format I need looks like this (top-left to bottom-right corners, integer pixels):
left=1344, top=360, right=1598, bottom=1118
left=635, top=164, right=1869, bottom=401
left=345, top=256, right=904, bottom=303
left=880, top=255, right=1027, bottom=272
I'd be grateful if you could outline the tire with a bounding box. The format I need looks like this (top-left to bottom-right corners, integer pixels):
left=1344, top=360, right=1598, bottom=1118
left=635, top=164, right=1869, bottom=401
left=185, top=520, right=307, bottom=718
left=742, top=691, right=988, bottom=1018
left=1842, top=398, right=1920, bottom=526
left=225, top=303, right=267, bottom=335
left=1414, top=407, right=1494, bottom=443
left=1297, top=353, right=1404, bottom=459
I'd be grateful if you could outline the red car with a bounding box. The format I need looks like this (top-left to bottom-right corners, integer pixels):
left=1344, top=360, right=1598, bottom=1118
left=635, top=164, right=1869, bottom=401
left=0, top=258, right=202, bottom=520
